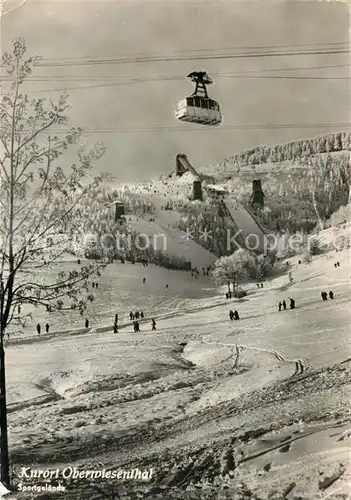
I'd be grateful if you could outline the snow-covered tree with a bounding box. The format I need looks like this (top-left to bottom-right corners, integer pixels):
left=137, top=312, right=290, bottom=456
left=211, top=249, right=257, bottom=291
left=212, top=254, right=243, bottom=292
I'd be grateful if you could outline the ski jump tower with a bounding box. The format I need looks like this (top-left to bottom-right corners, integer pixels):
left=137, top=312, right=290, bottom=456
left=251, top=179, right=265, bottom=208
left=176, top=153, right=203, bottom=201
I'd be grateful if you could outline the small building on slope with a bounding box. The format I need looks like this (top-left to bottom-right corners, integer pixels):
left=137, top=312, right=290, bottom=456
left=205, top=184, right=229, bottom=200
left=108, top=201, right=126, bottom=225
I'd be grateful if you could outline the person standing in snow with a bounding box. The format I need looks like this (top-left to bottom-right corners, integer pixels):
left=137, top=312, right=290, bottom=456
left=234, top=310, right=240, bottom=320
left=282, top=300, right=287, bottom=311
left=85, top=319, right=89, bottom=328
left=278, top=301, right=282, bottom=312
left=36, top=323, right=41, bottom=335
left=151, top=319, right=156, bottom=331
left=229, top=310, right=234, bottom=321
left=329, top=291, right=334, bottom=299
left=289, top=298, right=295, bottom=309
left=129, top=311, right=134, bottom=321
left=45, top=323, right=50, bottom=333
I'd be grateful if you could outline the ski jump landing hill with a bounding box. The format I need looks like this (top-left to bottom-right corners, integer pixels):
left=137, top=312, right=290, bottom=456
left=126, top=192, right=217, bottom=269
left=222, top=200, right=270, bottom=254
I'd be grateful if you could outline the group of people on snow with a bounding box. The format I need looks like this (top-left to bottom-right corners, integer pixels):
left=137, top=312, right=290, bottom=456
left=229, top=310, right=240, bottom=321
left=130, top=310, right=144, bottom=320
left=36, top=323, right=50, bottom=335
left=321, top=290, right=334, bottom=301
left=278, top=298, right=295, bottom=311
left=190, top=266, right=211, bottom=279
left=133, top=318, right=156, bottom=332
left=83, top=313, right=156, bottom=334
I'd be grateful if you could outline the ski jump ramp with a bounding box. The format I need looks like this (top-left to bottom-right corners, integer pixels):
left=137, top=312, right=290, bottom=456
left=176, top=153, right=204, bottom=181
left=176, top=153, right=215, bottom=183
left=223, top=201, right=270, bottom=254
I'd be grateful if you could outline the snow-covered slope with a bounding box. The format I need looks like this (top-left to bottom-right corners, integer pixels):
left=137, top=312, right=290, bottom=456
left=8, top=248, right=351, bottom=499
left=121, top=188, right=217, bottom=268
left=316, top=221, right=351, bottom=250
left=127, top=215, right=217, bottom=268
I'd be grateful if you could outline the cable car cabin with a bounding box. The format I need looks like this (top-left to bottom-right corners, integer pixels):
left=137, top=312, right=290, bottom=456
left=175, top=96, right=222, bottom=126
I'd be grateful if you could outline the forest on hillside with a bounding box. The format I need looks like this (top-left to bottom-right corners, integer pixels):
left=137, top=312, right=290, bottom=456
left=218, top=131, right=351, bottom=170
left=179, top=145, right=350, bottom=255
left=240, top=153, right=349, bottom=233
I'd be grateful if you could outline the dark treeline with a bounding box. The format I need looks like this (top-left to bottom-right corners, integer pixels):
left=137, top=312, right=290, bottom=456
left=84, top=231, right=191, bottom=271
left=120, top=246, right=191, bottom=271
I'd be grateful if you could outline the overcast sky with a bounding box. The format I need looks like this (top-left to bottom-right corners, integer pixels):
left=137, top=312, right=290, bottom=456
left=1, top=0, right=349, bottom=181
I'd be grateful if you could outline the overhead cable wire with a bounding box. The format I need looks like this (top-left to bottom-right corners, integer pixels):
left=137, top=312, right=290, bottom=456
left=1, top=61, right=349, bottom=82
left=1, top=61, right=347, bottom=94
left=35, top=41, right=348, bottom=64
left=14, top=74, right=349, bottom=94
left=22, top=48, right=349, bottom=68
left=19, top=123, right=351, bottom=135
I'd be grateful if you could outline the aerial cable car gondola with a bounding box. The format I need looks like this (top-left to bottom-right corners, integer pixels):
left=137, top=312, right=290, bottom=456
left=175, top=71, right=222, bottom=126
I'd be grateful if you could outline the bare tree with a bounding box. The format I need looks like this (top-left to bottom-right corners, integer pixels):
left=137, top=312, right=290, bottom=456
left=0, top=38, right=108, bottom=487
